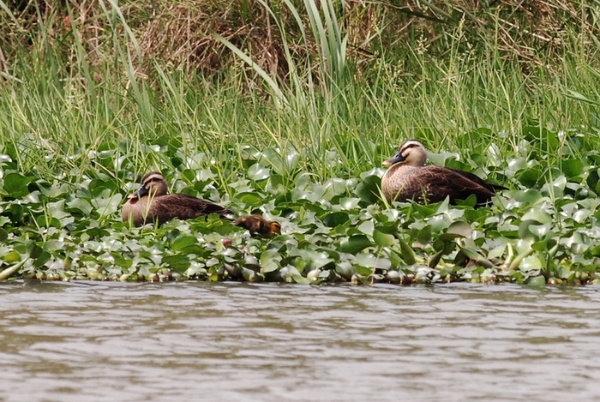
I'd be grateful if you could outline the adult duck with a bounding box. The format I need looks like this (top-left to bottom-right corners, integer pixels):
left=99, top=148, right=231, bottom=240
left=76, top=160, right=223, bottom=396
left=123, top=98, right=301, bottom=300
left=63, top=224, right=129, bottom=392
left=381, top=140, right=505, bottom=206
left=122, top=172, right=281, bottom=236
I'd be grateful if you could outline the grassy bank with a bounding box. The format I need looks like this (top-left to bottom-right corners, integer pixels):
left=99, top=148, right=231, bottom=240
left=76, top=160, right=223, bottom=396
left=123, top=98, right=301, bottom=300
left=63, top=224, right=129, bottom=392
left=0, top=1, right=599, bottom=285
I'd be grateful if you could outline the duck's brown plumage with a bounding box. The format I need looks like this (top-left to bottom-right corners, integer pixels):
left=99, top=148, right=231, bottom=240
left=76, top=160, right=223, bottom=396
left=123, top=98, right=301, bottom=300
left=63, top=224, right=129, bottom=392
left=381, top=140, right=505, bottom=206
left=233, top=215, right=281, bottom=237
left=122, top=172, right=280, bottom=236
left=122, top=172, right=232, bottom=226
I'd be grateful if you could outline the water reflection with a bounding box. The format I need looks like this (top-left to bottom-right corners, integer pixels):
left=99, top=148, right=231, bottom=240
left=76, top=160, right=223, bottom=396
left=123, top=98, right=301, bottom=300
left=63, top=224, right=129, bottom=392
left=1, top=281, right=600, bottom=401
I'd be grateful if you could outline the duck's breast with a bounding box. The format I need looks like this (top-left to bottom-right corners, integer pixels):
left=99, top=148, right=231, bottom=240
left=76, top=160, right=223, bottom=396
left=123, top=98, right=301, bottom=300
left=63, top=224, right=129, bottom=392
left=382, top=165, right=428, bottom=202
left=122, top=197, right=151, bottom=226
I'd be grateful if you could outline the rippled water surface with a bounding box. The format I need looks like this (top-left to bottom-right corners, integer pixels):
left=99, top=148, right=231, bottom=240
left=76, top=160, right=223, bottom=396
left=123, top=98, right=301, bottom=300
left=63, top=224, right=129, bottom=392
left=2, top=281, right=600, bottom=401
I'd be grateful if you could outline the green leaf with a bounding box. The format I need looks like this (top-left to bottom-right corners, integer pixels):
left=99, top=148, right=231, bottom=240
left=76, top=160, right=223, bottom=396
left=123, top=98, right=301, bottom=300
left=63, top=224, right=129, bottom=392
left=446, top=221, right=472, bottom=238
left=354, top=175, right=381, bottom=204
left=260, top=249, right=282, bottom=273
left=67, top=198, right=93, bottom=216
left=373, top=229, right=395, bottom=247
left=561, top=159, right=584, bottom=179
left=248, top=163, right=271, bottom=181
left=3, top=251, right=21, bottom=263
left=339, top=235, right=372, bottom=254
left=3, top=172, right=33, bottom=198
left=526, top=275, right=547, bottom=287
left=171, top=235, right=198, bottom=252
left=516, top=167, right=543, bottom=187
left=323, top=211, right=349, bottom=227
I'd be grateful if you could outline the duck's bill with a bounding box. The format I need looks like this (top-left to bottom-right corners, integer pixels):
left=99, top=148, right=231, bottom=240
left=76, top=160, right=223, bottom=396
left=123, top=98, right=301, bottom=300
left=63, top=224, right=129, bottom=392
left=133, top=186, right=149, bottom=197
left=383, top=153, right=405, bottom=166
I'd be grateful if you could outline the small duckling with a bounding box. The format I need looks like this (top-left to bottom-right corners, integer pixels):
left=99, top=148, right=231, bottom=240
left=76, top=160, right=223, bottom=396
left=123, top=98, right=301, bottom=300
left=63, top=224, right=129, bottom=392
left=234, top=215, right=282, bottom=237
left=381, top=140, right=505, bottom=205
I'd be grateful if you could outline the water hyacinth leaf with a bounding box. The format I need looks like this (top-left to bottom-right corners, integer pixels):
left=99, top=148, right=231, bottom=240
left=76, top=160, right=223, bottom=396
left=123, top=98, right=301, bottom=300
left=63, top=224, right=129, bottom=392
left=357, top=220, right=374, bottom=235
left=354, top=175, right=381, bottom=204
left=33, top=250, right=51, bottom=268
left=516, top=167, right=543, bottom=187
left=526, top=275, right=546, bottom=287
left=561, top=159, right=584, bottom=179
left=355, top=253, right=390, bottom=269
left=0, top=228, right=7, bottom=242
left=386, top=248, right=404, bottom=267
left=336, top=261, right=355, bottom=280
left=3, top=251, right=21, bottom=263
left=260, top=249, right=282, bottom=273
left=532, top=237, right=556, bottom=252
left=67, top=198, right=93, bottom=216
left=236, top=192, right=265, bottom=205
left=354, top=265, right=372, bottom=277
left=171, top=235, right=198, bottom=252
left=242, top=267, right=263, bottom=282
left=47, top=200, right=71, bottom=220
left=513, top=189, right=544, bottom=204
left=339, top=235, right=372, bottom=254
left=324, top=178, right=348, bottom=197
left=248, top=163, right=271, bottom=181
left=522, top=208, right=552, bottom=224
left=586, top=169, right=600, bottom=193
left=162, top=254, right=191, bottom=272
left=287, top=266, right=310, bottom=284
left=3, top=172, right=33, bottom=198
left=373, top=229, right=395, bottom=247
left=396, top=236, right=417, bottom=265
left=338, top=197, right=361, bottom=210
left=528, top=223, right=551, bottom=238
left=92, top=193, right=123, bottom=216
left=290, top=249, right=333, bottom=270
left=323, top=211, right=349, bottom=227
left=520, top=255, right=543, bottom=272
left=36, top=215, right=61, bottom=229
left=412, top=223, right=430, bottom=246
left=447, top=221, right=472, bottom=238
left=428, top=214, right=452, bottom=233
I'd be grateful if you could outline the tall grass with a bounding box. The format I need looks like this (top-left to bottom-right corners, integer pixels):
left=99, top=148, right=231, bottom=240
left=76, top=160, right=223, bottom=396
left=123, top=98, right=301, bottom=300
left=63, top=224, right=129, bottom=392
left=0, top=0, right=598, bottom=186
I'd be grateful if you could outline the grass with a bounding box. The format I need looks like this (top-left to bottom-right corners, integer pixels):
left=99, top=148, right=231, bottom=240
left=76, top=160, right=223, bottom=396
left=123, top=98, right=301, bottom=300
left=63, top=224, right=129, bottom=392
left=0, top=0, right=599, bottom=285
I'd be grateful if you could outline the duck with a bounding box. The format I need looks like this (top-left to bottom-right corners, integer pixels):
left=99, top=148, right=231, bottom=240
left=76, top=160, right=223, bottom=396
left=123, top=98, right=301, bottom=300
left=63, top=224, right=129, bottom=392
left=381, top=140, right=505, bottom=206
left=233, top=215, right=282, bottom=237
left=122, top=172, right=281, bottom=236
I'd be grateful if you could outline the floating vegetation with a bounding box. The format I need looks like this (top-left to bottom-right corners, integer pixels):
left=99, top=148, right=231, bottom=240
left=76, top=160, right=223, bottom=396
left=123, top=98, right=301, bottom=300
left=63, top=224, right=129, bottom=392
left=1, top=130, right=599, bottom=286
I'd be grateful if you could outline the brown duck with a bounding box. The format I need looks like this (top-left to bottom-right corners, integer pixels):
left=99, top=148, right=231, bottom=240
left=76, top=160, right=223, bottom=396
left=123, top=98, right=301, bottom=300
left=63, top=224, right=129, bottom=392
left=381, top=140, right=505, bottom=206
left=122, top=172, right=281, bottom=236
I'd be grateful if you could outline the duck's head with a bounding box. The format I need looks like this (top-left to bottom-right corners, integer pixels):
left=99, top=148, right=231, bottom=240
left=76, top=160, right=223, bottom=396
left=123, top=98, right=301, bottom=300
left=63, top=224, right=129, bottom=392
left=383, top=140, right=427, bottom=167
left=129, top=172, right=168, bottom=199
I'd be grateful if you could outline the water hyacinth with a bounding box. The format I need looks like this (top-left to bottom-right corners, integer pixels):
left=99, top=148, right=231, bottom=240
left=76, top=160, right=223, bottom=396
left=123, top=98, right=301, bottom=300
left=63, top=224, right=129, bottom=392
left=0, top=132, right=599, bottom=286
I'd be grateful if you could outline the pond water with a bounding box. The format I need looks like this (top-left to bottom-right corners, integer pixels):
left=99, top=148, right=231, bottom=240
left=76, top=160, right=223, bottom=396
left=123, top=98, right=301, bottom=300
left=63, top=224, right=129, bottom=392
left=1, top=281, right=600, bottom=401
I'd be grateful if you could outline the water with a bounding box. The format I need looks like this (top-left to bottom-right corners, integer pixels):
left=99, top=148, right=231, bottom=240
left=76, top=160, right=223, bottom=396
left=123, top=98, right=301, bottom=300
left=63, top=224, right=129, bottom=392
left=1, top=281, right=600, bottom=401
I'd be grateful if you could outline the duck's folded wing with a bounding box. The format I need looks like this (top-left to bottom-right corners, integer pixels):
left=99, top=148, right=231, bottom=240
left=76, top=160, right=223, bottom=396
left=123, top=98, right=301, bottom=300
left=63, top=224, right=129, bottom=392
left=423, top=167, right=498, bottom=204
left=155, top=194, right=233, bottom=222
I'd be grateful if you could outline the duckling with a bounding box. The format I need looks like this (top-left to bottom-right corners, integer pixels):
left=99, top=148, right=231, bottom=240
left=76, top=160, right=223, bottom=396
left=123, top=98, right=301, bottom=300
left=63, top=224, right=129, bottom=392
left=122, top=172, right=281, bottom=236
left=122, top=172, right=233, bottom=226
left=234, top=215, right=282, bottom=237
left=381, top=140, right=505, bottom=205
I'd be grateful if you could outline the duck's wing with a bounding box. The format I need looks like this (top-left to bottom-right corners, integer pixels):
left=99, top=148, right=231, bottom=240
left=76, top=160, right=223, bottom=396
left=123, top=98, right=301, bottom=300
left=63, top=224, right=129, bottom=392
left=447, top=168, right=507, bottom=192
left=421, top=166, right=499, bottom=204
left=154, top=194, right=233, bottom=223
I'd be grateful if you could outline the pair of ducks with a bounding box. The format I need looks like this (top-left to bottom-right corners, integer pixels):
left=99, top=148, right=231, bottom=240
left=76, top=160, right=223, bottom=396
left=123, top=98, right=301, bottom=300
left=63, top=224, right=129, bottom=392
left=122, top=141, right=504, bottom=231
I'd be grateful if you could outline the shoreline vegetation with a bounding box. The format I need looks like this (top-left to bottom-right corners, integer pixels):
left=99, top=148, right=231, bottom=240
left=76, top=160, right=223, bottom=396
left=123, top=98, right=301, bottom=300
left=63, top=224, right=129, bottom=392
left=0, top=1, right=599, bottom=285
